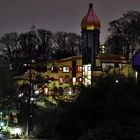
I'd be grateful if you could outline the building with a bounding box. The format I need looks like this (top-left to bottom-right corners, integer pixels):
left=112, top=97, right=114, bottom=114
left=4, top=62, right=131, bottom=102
left=42, top=54, right=129, bottom=87
left=16, top=3, right=133, bottom=95
left=41, top=3, right=130, bottom=87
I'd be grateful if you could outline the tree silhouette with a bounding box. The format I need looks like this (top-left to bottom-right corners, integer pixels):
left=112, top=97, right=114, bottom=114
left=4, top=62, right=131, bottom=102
left=0, top=67, right=17, bottom=110
left=51, top=31, right=80, bottom=59
left=36, top=29, right=53, bottom=62
left=105, top=11, right=140, bottom=60
left=53, top=74, right=140, bottom=140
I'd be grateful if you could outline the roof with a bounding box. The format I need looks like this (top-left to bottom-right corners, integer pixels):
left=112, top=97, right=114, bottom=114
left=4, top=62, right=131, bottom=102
left=48, top=54, right=127, bottom=64
left=81, top=3, right=100, bottom=30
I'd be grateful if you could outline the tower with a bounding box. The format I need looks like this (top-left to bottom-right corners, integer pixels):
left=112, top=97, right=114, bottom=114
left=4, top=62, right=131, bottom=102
left=81, top=3, right=100, bottom=85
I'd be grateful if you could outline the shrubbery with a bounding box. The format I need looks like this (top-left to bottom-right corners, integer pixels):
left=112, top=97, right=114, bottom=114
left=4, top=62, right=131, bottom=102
left=34, top=74, right=140, bottom=140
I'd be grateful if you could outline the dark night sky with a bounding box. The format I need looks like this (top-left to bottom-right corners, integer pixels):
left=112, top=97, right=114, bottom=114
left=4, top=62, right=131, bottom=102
left=0, top=0, right=140, bottom=44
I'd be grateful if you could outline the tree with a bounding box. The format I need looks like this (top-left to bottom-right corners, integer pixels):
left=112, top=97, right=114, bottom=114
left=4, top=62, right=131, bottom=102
left=0, top=32, right=19, bottom=65
left=0, top=28, right=53, bottom=75
left=0, top=67, right=17, bottom=111
left=51, top=31, right=80, bottom=59
left=65, top=32, right=80, bottom=56
left=0, top=32, right=33, bottom=75
left=36, top=29, right=53, bottom=62
left=105, top=11, right=140, bottom=60
left=53, top=74, right=140, bottom=140
left=0, top=29, right=80, bottom=76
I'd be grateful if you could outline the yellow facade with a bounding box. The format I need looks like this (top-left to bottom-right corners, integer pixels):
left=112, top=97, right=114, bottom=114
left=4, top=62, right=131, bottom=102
left=42, top=54, right=129, bottom=85
left=16, top=53, right=132, bottom=95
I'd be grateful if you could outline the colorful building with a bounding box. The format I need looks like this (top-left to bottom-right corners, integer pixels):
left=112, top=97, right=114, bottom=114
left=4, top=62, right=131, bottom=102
left=42, top=54, right=129, bottom=87
left=16, top=3, right=133, bottom=95
left=41, top=4, right=130, bottom=87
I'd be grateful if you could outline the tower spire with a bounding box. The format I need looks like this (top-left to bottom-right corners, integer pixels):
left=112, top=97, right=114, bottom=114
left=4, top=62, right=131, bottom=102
left=81, top=3, right=100, bottom=30
left=89, top=3, right=93, bottom=8
left=81, top=3, right=100, bottom=86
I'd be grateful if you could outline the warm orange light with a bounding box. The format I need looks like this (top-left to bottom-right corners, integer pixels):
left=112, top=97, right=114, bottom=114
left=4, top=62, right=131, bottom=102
left=44, top=87, right=49, bottom=95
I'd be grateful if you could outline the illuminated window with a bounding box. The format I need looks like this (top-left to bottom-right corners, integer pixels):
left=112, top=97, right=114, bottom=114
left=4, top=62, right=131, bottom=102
left=83, top=66, right=85, bottom=72
left=63, top=67, right=70, bottom=73
left=100, top=45, right=106, bottom=54
left=79, top=77, right=82, bottom=82
left=77, top=66, right=82, bottom=72
left=87, top=66, right=91, bottom=71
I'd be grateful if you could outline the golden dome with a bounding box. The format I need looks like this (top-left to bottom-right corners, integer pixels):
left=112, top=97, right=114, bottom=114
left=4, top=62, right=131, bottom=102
left=81, top=3, right=100, bottom=30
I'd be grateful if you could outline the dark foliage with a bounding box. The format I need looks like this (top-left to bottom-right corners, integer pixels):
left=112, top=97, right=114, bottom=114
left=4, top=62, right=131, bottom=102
left=0, top=68, right=17, bottom=110
left=105, top=11, right=140, bottom=57
left=0, top=29, right=80, bottom=76
left=50, top=32, right=80, bottom=60
left=52, top=74, right=140, bottom=140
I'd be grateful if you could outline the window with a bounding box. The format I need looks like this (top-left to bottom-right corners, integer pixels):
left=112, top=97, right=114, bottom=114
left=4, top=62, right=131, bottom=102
left=59, top=67, right=62, bottom=71
left=63, top=67, right=70, bottom=73
left=83, top=66, right=85, bottom=72
left=51, top=67, right=58, bottom=73
left=87, top=66, right=91, bottom=71
left=76, top=66, right=82, bottom=72
left=102, top=63, right=114, bottom=71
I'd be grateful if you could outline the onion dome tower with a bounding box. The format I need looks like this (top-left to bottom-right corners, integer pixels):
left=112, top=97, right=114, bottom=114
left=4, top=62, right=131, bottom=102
left=81, top=3, right=100, bottom=68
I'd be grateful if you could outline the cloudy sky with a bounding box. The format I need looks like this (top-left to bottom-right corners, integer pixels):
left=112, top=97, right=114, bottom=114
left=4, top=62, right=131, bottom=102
left=0, top=0, right=140, bottom=44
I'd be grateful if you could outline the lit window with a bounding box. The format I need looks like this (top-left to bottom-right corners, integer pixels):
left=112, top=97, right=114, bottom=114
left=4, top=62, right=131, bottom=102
left=102, top=50, right=105, bottom=54
left=63, top=67, right=70, bottom=73
left=102, top=45, right=105, bottom=49
left=79, top=77, right=82, bottom=82
left=83, top=66, right=85, bottom=72
left=77, top=66, right=82, bottom=72
left=87, top=66, right=91, bottom=71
